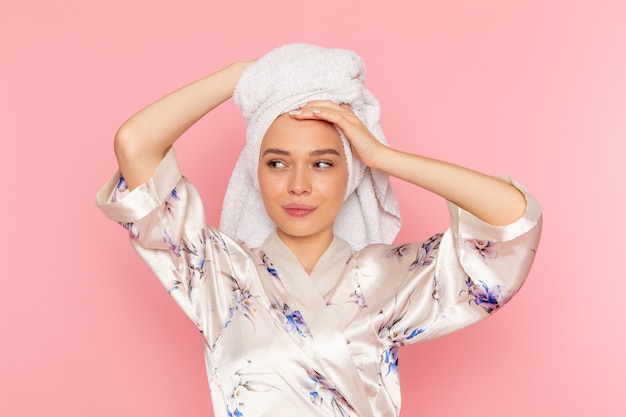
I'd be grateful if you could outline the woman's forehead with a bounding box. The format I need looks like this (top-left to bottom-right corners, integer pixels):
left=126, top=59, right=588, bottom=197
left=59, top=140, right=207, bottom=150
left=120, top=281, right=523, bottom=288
left=260, top=115, right=342, bottom=151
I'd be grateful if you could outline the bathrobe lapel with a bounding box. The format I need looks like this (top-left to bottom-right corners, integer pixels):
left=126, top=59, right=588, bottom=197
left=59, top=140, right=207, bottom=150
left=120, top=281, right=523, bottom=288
left=262, top=234, right=374, bottom=417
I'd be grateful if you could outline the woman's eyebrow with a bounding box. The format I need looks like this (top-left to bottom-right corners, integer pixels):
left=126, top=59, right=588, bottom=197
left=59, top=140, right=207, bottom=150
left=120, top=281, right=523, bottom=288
left=262, top=148, right=290, bottom=156
left=309, top=149, right=341, bottom=156
left=262, top=148, right=341, bottom=157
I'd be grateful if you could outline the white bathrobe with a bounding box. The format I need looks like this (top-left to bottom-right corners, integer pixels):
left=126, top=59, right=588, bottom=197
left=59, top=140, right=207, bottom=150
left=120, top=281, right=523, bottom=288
left=95, top=149, right=542, bottom=417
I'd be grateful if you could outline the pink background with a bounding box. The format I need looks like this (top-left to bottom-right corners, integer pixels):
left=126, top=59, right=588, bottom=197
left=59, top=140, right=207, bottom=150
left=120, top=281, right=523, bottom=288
left=1, top=0, right=624, bottom=415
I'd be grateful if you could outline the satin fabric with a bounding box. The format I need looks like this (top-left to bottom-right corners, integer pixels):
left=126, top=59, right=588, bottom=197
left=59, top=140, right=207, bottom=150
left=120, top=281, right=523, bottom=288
left=95, top=148, right=542, bottom=417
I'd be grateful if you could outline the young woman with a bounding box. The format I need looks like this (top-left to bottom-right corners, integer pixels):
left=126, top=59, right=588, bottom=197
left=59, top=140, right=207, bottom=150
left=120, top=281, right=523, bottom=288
left=96, top=44, right=541, bottom=417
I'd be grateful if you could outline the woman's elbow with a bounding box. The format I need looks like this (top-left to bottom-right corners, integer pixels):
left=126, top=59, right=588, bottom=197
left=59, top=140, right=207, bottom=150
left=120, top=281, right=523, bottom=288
left=113, top=123, right=143, bottom=161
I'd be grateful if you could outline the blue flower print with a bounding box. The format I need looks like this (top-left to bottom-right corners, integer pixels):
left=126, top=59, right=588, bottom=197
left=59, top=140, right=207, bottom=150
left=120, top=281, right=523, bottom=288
left=271, top=302, right=311, bottom=338
left=379, top=321, right=425, bottom=376
left=164, top=231, right=207, bottom=302
left=383, top=346, right=399, bottom=376
left=260, top=252, right=280, bottom=280
left=465, top=239, right=498, bottom=263
left=164, top=188, right=180, bottom=216
left=307, top=369, right=353, bottom=416
left=112, top=177, right=130, bottom=203
left=377, top=294, right=426, bottom=375
left=285, top=309, right=308, bottom=336
left=115, top=176, right=128, bottom=193
left=463, top=276, right=515, bottom=313
left=170, top=188, right=180, bottom=200
left=166, top=278, right=183, bottom=296
left=378, top=316, right=425, bottom=347
left=409, top=233, right=442, bottom=271
left=119, top=221, right=139, bottom=239
left=162, top=228, right=181, bottom=257
left=226, top=406, right=243, bottom=417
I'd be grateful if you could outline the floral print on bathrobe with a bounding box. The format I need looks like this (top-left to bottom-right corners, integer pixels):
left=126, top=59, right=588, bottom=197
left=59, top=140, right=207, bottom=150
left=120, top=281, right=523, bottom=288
left=95, top=148, right=542, bottom=417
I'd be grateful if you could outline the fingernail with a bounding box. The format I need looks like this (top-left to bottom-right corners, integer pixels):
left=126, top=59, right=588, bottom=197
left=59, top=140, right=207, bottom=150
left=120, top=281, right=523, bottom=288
left=312, top=109, right=322, bottom=114
left=288, top=110, right=302, bottom=115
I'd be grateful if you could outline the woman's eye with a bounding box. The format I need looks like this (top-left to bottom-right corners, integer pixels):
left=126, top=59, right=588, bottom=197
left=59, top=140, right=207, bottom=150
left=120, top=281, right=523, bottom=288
left=313, top=161, right=333, bottom=169
left=268, top=160, right=286, bottom=168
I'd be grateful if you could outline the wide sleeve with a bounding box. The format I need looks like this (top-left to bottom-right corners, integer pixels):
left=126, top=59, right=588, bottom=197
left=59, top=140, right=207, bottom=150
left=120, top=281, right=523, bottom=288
left=355, top=178, right=542, bottom=347
left=94, top=149, right=249, bottom=344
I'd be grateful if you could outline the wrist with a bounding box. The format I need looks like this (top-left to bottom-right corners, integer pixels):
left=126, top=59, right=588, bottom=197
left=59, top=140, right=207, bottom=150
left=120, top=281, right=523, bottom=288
left=365, top=143, right=394, bottom=172
left=229, top=60, right=254, bottom=77
left=221, top=60, right=254, bottom=96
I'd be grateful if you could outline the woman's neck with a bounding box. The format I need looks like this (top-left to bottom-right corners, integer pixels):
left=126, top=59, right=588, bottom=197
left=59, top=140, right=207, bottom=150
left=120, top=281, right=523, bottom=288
left=276, top=230, right=334, bottom=275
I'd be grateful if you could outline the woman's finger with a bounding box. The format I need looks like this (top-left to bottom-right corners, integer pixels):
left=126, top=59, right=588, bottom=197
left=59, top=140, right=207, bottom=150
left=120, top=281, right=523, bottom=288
left=299, top=100, right=345, bottom=110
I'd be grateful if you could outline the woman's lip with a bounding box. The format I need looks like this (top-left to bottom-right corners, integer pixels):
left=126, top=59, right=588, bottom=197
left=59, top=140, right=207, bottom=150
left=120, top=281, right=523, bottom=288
left=283, top=204, right=316, bottom=217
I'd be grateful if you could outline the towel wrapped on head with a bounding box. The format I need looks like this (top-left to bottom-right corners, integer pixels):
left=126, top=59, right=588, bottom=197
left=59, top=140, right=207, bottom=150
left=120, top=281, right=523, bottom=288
left=220, top=43, right=401, bottom=251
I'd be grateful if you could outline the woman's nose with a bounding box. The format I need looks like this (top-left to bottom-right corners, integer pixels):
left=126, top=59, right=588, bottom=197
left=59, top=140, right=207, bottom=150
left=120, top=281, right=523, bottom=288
left=288, top=166, right=311, bottom=195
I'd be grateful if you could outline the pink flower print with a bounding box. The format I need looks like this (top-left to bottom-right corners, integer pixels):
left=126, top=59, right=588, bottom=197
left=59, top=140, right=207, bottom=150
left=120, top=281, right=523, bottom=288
left=465, top=239, right=498, bottom=263
left=386, top=244, right=412, bottom=262
left=431, top=273, right=445, bottom=302
left=349, top=285, right=366, bottom=309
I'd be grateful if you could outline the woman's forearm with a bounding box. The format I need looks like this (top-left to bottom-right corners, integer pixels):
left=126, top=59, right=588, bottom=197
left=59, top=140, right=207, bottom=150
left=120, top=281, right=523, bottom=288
left=287, top=101, right=528, bottom=227
left=372, top=147, right=527, bottom=226
left=114, top=61, right=251, bottom=190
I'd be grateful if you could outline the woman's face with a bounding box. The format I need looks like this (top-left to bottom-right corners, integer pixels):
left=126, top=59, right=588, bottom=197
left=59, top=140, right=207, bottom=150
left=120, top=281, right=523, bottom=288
left=258, top=114, right=348, bottom=246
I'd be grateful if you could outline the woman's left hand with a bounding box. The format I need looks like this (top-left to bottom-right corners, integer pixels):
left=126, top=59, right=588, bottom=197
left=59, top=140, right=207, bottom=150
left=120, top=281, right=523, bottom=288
left=288, top=101, right=528, bottom=226
left=288, top=100, right=387, bottom=167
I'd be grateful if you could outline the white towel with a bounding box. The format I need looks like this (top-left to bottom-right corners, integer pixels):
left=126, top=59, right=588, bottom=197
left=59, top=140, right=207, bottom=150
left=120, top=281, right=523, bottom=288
left=220, top=43, right=401, bottom=251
